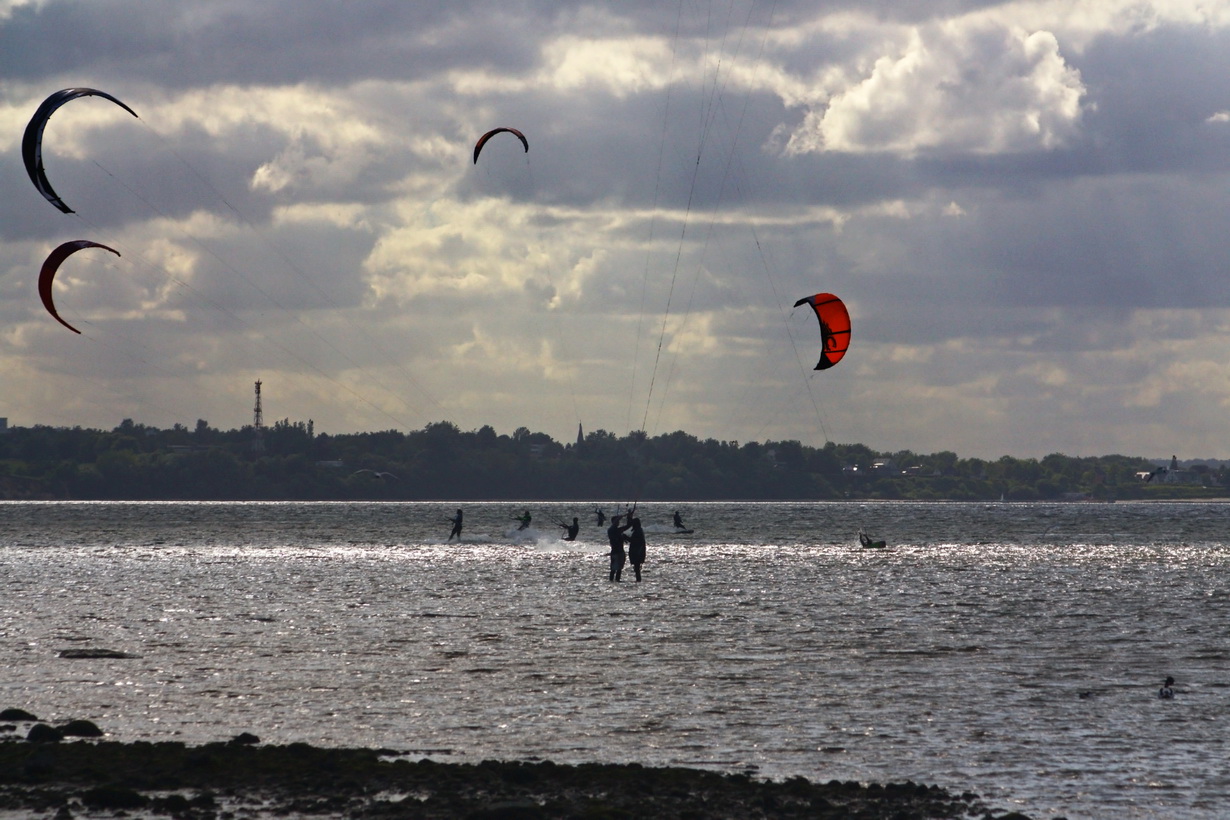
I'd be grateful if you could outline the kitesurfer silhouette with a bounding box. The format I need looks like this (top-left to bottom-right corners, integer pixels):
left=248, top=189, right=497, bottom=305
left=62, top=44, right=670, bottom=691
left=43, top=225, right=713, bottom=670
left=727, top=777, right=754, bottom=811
left=627, top=517, right=646, bottom=582
left=595, top=509, right=606, bottom=526
left=559, top=517, right=580, bottom=541
left=513, top=510, right=532, bottom=531
left=607, top=515, right=630, bottom=581
left=672, top=510, right=685, bottom=530
left=859, top=529, right=886, bottom=549
left=447, top=509, right=463, bottom=542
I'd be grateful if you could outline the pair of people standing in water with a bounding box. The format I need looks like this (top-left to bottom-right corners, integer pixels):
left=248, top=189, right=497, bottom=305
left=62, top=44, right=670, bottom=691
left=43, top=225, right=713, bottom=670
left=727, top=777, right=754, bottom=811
left=607, top=513, right=646, bottom=582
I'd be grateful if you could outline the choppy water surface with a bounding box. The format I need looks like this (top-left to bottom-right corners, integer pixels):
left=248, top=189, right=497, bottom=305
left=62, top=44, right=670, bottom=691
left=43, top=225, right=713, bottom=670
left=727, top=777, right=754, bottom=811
left=1, top=500, right=1227, bottom=819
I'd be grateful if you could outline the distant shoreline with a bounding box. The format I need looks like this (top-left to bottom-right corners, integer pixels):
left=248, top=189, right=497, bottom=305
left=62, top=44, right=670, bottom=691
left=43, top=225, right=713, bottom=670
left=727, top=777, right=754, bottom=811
left=0, top=736, right=1034, bottom=819
left=4, top=420, right=1225, bottom=503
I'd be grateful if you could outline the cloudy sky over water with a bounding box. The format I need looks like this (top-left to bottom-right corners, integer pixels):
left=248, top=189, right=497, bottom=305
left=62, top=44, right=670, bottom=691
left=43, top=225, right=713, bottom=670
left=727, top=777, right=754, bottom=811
left=3, top=0, right=1230, bottom=459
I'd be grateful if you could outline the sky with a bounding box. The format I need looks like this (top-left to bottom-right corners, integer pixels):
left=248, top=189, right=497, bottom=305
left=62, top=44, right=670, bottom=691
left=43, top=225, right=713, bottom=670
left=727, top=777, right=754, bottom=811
left=3, top=0, right=1230, bottom=460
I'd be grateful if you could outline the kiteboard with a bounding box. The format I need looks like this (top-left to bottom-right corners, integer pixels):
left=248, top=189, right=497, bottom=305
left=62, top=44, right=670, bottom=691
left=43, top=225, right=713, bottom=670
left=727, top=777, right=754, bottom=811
left=674, top=528, right=694, bottom=535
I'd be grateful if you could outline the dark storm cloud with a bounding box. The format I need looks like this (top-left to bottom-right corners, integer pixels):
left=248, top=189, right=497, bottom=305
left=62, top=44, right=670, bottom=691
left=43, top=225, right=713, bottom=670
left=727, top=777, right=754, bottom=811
left=1072, top=25, right=1230, bottom=176
left=0, top=1, right=538, bottom=87
left=0, top=0, right=1023, bottom=93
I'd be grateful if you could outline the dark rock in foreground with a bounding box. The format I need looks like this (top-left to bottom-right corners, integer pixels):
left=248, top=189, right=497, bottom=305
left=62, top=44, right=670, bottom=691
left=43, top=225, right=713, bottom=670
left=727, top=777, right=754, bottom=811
left=0, top=708, right=39, bottom=721
left=25, top=724, right=64, bottom=743
left=0, top=739, right=1035, bottom=819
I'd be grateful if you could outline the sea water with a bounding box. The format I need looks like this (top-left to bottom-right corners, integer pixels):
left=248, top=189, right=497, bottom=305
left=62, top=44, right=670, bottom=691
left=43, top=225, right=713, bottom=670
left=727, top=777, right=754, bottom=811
left=1, top=500, right=1227, bottom=819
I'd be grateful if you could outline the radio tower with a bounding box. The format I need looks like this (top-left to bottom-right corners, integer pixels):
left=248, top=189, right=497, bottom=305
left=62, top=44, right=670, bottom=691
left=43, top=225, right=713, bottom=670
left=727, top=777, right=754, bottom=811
left=253, top=379, right=265, bottom=454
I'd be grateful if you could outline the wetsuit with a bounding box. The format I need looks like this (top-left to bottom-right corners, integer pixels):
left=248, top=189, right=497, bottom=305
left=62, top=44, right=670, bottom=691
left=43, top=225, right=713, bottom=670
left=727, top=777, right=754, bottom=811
left=627, top=519, right=646, bottom=582
left=607, top=518, right=629, bottom=581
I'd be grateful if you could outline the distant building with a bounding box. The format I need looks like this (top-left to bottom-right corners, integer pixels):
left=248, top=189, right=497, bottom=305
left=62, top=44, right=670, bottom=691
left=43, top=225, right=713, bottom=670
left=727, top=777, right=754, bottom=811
left=1139, top=455, right=1205, bottom=485
left=1157, top=468, right=1203, bottom=485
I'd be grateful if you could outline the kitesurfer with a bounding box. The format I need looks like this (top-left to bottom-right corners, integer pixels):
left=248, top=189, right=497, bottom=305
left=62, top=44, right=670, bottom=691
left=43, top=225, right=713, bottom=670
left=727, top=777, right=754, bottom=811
left=513, top=510, right=532, bottom=531
left=1159, top=676, right=1175, bottom=699
left=673, top=510, right=685, bottom=530
left=447, top=509, right=463, bottom=542
left=627, top=517, right=647, bottom=582
left=607, top=515, right=630, bottom=581
left=859, top=529, right=886, bottom=549
left=559, top=517, right=580, bottom=541
left=595, top=508, right=606, bottom=526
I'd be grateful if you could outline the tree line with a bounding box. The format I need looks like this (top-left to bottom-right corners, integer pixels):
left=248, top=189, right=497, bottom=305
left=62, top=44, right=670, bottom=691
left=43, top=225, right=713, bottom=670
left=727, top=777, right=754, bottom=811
left=0, top=417, right=1225, bottom=501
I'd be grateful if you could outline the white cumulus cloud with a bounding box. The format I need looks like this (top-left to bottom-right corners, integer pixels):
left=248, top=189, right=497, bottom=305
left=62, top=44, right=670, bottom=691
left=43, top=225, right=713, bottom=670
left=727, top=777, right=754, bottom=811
left=785, top=23, right=1086, bottom=155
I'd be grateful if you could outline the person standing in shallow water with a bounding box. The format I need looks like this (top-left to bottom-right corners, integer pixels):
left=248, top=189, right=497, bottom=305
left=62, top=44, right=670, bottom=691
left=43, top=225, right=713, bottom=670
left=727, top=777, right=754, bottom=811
left=607, top=515, right=629, bottom=581
left=627, top=517, right=646, bottom=582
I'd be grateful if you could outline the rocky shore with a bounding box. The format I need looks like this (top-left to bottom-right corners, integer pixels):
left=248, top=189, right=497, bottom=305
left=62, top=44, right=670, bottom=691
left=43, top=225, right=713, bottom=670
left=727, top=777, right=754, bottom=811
left=1, top=714, right=1039, bottom=819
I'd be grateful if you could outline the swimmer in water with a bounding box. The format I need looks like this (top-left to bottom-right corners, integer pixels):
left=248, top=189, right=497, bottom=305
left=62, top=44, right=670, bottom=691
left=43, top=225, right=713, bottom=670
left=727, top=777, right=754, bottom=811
left=1159, top=676, right=1175, bottom=699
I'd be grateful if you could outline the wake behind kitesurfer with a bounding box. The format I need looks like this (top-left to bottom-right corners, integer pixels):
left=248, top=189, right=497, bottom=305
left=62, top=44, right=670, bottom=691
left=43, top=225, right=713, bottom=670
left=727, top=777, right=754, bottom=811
left=447, top=509, right=463, bottom=542
left=607, top=515, right=630, bottom=581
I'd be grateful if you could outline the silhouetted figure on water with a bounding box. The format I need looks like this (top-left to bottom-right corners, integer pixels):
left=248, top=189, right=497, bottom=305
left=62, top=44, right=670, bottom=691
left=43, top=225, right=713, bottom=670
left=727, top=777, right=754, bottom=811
left=859, top=529, right=886, bottom=549
left=607, top=515, right=630, bottom=581
left=559, top=517, right=580, bottom=541
left=595, top=509, right=606, bottom=526
left=447, top=509, right=463, bottom=542
left=513, top=510, right=532, bottom=531
left=627, top=517, right=646, bottom=582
